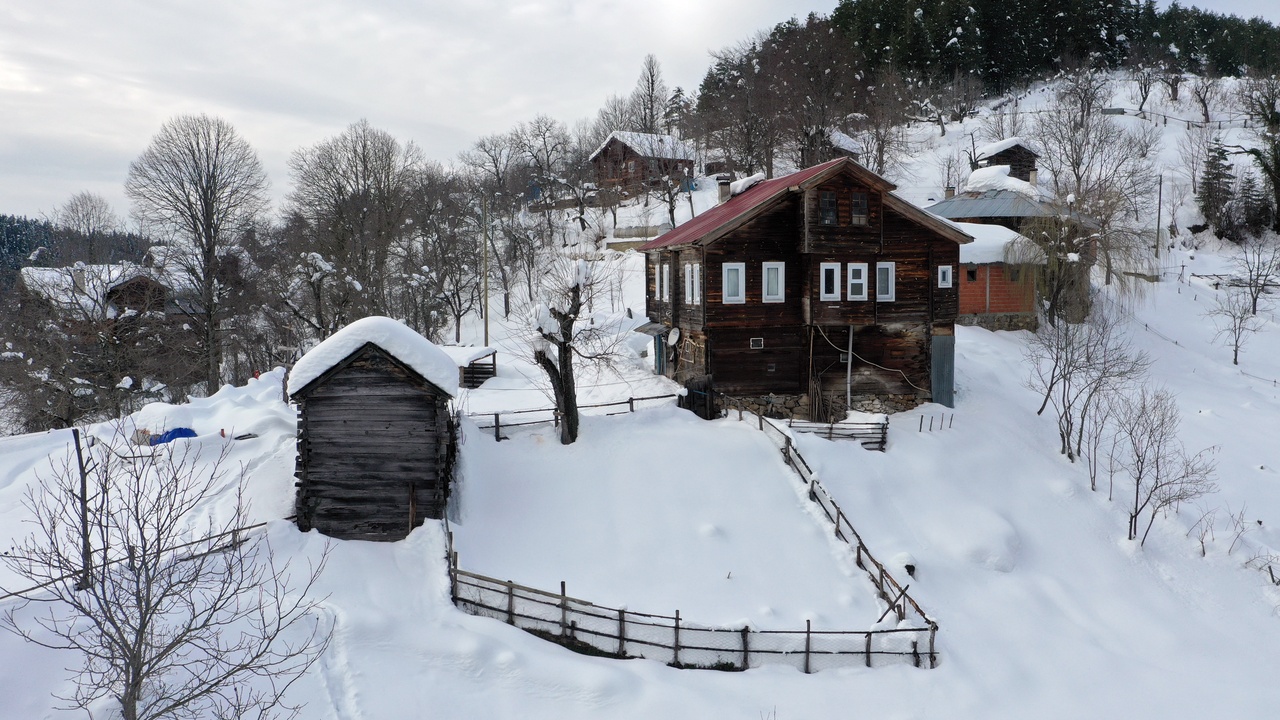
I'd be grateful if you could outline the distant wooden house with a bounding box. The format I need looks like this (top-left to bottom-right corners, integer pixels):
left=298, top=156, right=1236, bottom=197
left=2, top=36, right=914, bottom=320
left=953, top=222, right=1043, bottom=332
left=287, top=316, right=459, bottom=541
left=590, top=131, right=695, bottom=192
left=972, top=137, right=1039, bottom=182
left=437, top=346, right=498, bottom=389
left=639, top=157, right=971, bottom=417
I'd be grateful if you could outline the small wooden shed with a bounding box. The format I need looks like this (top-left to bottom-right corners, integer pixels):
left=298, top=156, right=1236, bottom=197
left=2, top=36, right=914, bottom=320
left=287, top=316, right=459, bottom=541
left=437, top=345, right=498, bottom=389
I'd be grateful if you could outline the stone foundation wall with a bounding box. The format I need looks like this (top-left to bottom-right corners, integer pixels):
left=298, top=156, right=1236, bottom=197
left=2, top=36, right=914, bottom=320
left=958, top=312, right=1038, bottom=332
left=720, top=391, right=927, bottom=420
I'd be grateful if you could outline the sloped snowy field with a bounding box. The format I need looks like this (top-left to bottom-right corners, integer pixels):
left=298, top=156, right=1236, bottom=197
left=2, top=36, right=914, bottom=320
left=5, top=79, right=1280, bottom=718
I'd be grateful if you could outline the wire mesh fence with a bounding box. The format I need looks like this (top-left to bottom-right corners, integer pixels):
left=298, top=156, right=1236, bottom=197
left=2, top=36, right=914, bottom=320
left=447, top=556, right=936, bottom=672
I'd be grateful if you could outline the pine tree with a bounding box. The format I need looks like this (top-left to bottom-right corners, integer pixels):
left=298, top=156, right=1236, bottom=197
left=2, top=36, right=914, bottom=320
left=1197, top=141, right=1235, bottom=235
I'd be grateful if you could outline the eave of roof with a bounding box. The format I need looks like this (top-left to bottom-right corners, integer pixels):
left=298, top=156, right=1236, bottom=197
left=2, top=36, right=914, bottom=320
left=639, top=157, right=970, bottom=251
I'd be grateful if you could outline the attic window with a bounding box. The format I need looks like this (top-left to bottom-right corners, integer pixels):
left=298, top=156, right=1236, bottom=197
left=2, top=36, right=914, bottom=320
left=850, top=192, right=869, bottom=225
left=819, top=191, right=838, bottom=225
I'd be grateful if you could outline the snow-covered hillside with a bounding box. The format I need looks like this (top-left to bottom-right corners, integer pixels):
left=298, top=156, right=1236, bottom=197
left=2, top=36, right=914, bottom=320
left=4, top=76, right=1280, bottom=718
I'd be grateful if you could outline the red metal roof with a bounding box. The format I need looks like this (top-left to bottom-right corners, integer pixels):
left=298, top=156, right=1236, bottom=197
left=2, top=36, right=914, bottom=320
left=638, top=159, right=847, bottom=251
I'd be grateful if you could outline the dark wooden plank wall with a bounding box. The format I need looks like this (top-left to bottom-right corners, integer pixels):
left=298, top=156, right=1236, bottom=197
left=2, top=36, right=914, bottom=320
left=809, top=323, right=930, bottom=396
left=296, top=350, right=451, bottom=541
left=984, top=146, right=1038, bottom=182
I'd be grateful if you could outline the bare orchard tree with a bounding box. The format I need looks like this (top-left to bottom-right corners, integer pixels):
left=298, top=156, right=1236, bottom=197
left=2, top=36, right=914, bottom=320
left=1035, top=74, right=1161, bottom=289
left=125, top=114, right=269, bottom=392
left=1, top=427, right=330, bottom=720
left=523, top=251, right=627, bottom=445
left=56, top=191, right=121, bottom=262
left=1188, top=74, right=1226, bottom=125
left=1230, top=231, right=1280, bottom=315
left=1207, top=285, right=1265, bottom=365
left=1025, top=302, right=1151, bottom=462
left=1110, top=384, right=1217, bottom=545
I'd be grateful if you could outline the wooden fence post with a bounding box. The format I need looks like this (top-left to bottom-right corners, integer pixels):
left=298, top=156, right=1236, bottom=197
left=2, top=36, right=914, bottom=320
left=856, top=544, right=863, bottom=569
left=560, top=581, right=568, bottom=636
left=618, top=608, right=627, bottom=657
left=740, top=627, right=750, bottom=670
left=506, top=580, right=515, bottom=625
left=673, top=610, right=681, bottom=666
left=804, top=619, right=812, bottom=674
left=808, top=477, right=816, bottom=502
left=865, top=632, right=872, bottom=667
left=493, top=413, right=501, bottom=441
left=72, top=428, right=92, bottom=590
left=912, top=640, right=920, bottom=668
left=928, top=624, right=937, bottom=668
left=628, top=398, right=635, bottom=412
left=834, top=507, right=844, bottom=538
left=450, top=552, right=459, bottom=604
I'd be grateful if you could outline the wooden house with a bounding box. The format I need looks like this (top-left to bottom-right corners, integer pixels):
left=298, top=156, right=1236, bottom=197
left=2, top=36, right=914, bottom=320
left=437, top=346, right=498, bottom=389
left=972, top=137, right=1039, bottom=182
left=287, top=316, right=459, bottom=541
left=638, top=157, right=971, bottom=418
left=590, top=131, right=695, bottom=192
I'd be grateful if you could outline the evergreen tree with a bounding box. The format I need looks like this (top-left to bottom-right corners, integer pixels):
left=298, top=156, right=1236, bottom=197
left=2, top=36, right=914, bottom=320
left=1197, top=141, right=1235, bottom=235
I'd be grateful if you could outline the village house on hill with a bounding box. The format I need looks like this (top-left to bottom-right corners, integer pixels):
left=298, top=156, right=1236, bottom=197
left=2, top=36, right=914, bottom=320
left=639, top=157, right=971, bottom=419
left=590, top=131, right=695, bottom=193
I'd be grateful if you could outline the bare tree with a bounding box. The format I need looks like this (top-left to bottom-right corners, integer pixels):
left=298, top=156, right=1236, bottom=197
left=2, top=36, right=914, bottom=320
left=1111, top=384, right=1217, bottom=545
left=125, top=115, right=269, bottom=392
left=524, top=252, right=627, bottom=445
left=979, top=98, right=1028, bottom=143
left=1176, top=124, right=1214, bottom=196
left=56, top=192, right=121, bottom=262
left=1025, top=302, right=1150, bottom=462
left=1230, top=231, right=1280, bottom=314
left=629, top=54, right=670, bottom=135
left=1207, top=285, right=1265, bottom=365
left=1187, top=74, right=1225, bottom=125
left=1035, top=73, right=1161, bottom=288
left=2, top=426, right=330, bottom=720
left=1127, top=63, right=1160, bottom=115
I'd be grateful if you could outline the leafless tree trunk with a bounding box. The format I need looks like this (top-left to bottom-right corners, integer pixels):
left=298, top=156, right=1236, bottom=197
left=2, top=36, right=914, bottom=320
left=1230, top=231, right=1280, bottom=315
left=125, top=114, right=269, bottom=393
left=1, top=425, right=331, bottom=720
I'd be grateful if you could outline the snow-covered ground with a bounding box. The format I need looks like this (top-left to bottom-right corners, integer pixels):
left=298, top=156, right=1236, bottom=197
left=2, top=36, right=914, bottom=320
left=4, top=77, right=1280, bottom=718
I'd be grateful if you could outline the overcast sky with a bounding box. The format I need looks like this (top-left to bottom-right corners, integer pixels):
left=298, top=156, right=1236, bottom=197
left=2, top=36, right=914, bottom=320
left=2, top=0, right=1277, bottom=222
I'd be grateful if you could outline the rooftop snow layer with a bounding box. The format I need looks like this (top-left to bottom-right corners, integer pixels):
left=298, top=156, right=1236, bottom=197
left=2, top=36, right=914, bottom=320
left=963, top=165, right=1041, bottom=197
left=436, top=345, right=496, bottom=366
left=974, top=136, right=1036, bottom=160
left=954, top=222, right=1045, bottom=264
left=588, top=131, right=695, bottom=162
left=287, top=316, right=459, bottom=397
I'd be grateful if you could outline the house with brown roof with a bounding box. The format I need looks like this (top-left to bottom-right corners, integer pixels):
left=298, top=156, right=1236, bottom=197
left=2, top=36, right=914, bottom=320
left=639, top=158, right=971, bottom=418
left=590, top=131, right=695, bottom=192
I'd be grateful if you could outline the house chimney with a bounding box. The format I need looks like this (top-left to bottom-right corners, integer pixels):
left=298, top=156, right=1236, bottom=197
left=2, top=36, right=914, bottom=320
left=944, top=185, right=956, bottom=199
left=71, top=264, right=87, bottom=294
left=716, top=174, right=732, bottom=204
left=1028, top=169, right=1038, bottom=186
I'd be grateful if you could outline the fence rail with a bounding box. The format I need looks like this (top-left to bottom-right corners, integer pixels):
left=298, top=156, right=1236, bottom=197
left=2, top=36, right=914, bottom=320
left=714, top=393, right=936, bottom=632
left=784, top=418, right=889, bottom=452
left=445, top=534, right=935, bottom=672
left=466, top=394, right=680, bottom=440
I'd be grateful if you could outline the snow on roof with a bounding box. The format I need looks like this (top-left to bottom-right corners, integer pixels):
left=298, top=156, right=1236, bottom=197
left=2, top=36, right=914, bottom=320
left=589, top=131, right=695, bottom=163
left=729, top=172, right=766, bottom=196
left=962, top=165, right=1042, bottom=198
left=436, top=345, right=496, bottom=366
left=287, top=316, right=459, bottom=397
left=828, top=128, right=860, bottom=154
left=954, top=222, right=1046, bottom=264
left=974, top=137, right=1037, bottom=161
left=20, top=263, right=152, bottom=315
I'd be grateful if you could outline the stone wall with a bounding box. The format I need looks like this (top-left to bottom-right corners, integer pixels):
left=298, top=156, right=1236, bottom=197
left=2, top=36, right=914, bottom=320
left=958, top=312, right=1038, bottom=332
left=720, top=390, right=927, bottom=420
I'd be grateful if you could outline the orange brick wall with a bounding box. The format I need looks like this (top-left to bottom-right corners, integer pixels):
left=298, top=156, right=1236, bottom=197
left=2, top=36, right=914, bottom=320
left=959, top=263, right=1035, bottom=315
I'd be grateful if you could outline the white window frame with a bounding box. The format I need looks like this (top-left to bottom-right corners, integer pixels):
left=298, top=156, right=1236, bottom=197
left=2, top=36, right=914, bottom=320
left=819, top=262, right=842, bottom=302
left=692, top=262, right=702, bottom=303
left=661, top=263, right=670, bottom=302
left=722, top=262, right=745, bottom=304
left=938, top=264, right=953, bottom=289
left=762, top=262, right=785, bottom=303
left=683, top=263, right=693, bottom=305
left=876, top=261, right=896, bottom=302
left=847, top=262, right=868, bottom=301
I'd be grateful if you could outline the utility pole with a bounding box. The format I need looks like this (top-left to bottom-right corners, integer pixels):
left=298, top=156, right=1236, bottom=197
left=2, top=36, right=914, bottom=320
left=482, top=197, right=490, bottom=347
left=1155, top=173, right=1163, bottom=262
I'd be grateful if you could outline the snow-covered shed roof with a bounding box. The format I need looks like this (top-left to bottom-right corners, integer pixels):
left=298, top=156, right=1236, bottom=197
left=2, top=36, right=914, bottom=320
left=436, top=345, right=496, bottom=366
left=287, top=316, right=459, bottom=398
left=953, top=222, right=1046, bottom=264
left=963, top=165, right=1043, bottom=198
left=589, top=131, right=695, bottom=163
left=974, top=137, right=1038, bottom=161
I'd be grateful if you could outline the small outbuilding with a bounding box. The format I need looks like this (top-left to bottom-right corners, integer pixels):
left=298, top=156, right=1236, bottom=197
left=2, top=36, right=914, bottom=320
left=953, top=222, right=1044, bottom=331
left=287, top=316, right=459, bottom=541
left=437, top=345, right=498, bottom=389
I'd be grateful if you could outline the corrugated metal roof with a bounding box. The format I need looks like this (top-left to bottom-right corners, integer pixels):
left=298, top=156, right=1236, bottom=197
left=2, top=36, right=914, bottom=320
left=926, top=190, right=1059, bottom=219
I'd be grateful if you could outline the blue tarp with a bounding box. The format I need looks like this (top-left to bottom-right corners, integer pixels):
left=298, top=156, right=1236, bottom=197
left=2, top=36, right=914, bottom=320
left=149, top=427, right=197, bottom=445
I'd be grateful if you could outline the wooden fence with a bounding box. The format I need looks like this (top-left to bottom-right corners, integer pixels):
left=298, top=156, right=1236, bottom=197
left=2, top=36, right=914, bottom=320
left=715, top=392, right=937, bottom=634
left=784, top=417, right=889, bottom=452
left=445, top=530, right=935, bottom=672
left=466, top=394, right=680, bottom=441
